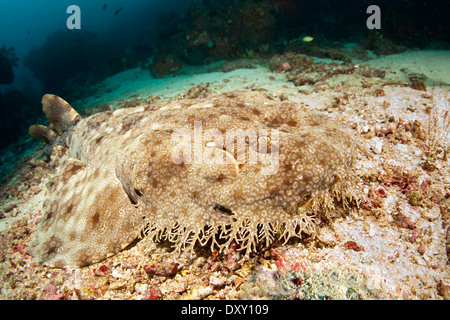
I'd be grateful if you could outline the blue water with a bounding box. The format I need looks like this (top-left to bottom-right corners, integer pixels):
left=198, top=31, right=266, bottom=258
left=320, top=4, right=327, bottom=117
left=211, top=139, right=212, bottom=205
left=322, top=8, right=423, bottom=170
left=0, top=0, right=190, bottom=181
left=1, top=0, right=189, bottom=89
left=0, top=0, right=448, bottom=182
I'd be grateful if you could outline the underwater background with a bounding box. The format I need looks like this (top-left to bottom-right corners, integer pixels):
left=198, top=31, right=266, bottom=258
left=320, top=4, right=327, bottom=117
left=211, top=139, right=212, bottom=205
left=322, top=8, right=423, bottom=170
left=0, top=0, right=449, bottom=178
left=0, top=0, right=450, bottom=301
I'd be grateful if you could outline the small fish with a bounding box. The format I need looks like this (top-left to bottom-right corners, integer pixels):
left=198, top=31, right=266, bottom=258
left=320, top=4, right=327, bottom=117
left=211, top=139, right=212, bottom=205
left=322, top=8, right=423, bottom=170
left=284, top=36, right=315, bottom=46
left=103, top=3, right=107, bottom=10
left=114, top=7, right=123, bottom=16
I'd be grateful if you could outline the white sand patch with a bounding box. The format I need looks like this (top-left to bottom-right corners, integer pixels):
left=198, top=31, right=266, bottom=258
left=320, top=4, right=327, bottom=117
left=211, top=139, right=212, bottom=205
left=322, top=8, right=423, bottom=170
left=78, top=61, right=298, bottom=107
left=77, top=51, right=450, bottom=110
left=366, top=50, right=450, bottom=84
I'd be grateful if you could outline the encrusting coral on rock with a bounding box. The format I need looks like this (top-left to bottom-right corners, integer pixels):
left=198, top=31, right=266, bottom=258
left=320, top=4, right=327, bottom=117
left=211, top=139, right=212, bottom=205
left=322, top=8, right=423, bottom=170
left=27, top=91, right=362, bottom=268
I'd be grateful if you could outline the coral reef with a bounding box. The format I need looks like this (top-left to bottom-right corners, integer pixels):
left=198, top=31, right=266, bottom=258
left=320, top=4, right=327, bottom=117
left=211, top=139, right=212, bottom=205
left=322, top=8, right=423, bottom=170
left=184, top=0, right=277, bottom=59
left=362, top=31, right=406, bottom=56
left=150, top=54, right=182, bottom=78
left=150, top=0, right=282, bottom=69
left=280, top=54, right=358, bottom=87
left=377, top=3, right=449, bottom=48
left=27, top=91, right=361, bottom=268
left=269, top=53, right=314, bottom=73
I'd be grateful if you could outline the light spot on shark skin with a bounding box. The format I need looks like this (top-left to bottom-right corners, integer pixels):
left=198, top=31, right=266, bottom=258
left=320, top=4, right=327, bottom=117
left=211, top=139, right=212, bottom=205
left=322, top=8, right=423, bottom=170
left=27, top=91, right=362, bottom=268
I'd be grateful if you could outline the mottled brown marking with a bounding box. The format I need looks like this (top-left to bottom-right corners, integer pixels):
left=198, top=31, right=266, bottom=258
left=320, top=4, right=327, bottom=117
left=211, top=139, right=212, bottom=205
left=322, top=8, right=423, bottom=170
left=91, top=211, right=100, bottom=226
left=94, top=135, right=104, bottom=145
left=27, top=91, right=361, bottom=268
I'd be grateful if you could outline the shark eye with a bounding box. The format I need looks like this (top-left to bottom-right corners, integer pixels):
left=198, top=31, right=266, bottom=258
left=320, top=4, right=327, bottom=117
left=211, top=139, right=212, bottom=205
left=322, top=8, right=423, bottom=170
left=213, top=204, right=235, bottom=216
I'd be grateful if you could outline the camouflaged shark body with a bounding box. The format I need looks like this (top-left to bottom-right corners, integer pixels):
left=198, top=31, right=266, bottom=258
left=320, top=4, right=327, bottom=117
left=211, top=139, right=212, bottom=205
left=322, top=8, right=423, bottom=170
left=28, top=91, right=360, bottom=268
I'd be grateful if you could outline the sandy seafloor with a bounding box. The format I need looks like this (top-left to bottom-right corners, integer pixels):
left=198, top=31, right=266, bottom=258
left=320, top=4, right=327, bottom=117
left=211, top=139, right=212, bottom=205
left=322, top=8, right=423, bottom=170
left=0, top=50, right=449, bottom=300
